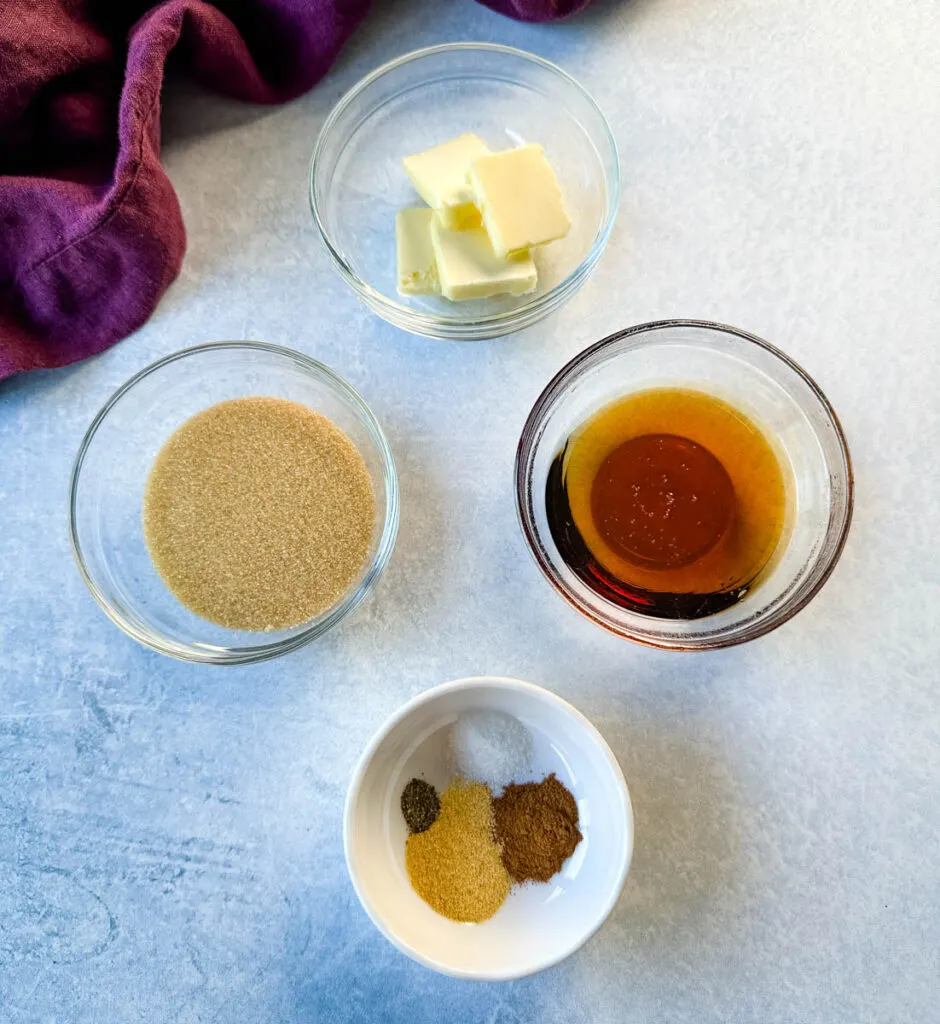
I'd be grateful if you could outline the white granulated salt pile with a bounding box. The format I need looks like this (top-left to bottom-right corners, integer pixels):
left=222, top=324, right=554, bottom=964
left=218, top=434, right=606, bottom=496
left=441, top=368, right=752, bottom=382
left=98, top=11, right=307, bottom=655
left=448, top=710, right=533, bottom=794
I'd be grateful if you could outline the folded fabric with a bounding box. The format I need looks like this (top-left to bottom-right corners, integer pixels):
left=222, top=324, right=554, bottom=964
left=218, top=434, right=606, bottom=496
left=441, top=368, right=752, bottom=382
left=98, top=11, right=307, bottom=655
left=0, top=0, right=591, bottom=380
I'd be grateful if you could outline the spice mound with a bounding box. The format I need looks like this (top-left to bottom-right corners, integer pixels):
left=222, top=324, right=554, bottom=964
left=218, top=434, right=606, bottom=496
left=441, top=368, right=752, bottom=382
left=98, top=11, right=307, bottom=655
left=142, top=396, right=375, bottom=631
left=399, top=712, right=584, bottom=921
left=405, top=779, right=510, bottom=923
left=449, top=709, right=533, bottom=794
left=493, top=773, right=582, bottom=883
left=401, top=778, right=440, bottom=834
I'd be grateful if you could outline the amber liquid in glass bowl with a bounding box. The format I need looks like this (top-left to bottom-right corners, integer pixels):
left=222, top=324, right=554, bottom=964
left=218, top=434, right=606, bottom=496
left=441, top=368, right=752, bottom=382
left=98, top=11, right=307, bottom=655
left=546, top=388, right=790, bottom=619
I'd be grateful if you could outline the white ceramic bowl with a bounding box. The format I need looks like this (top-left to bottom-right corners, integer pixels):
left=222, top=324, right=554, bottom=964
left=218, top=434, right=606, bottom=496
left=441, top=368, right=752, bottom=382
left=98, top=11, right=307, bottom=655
left=344, top=677, right=633, bottom=979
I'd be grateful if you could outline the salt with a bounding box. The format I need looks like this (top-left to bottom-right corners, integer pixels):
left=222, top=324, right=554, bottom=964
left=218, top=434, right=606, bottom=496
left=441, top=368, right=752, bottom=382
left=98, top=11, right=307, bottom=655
left=448, top=710, right=533, bottom=794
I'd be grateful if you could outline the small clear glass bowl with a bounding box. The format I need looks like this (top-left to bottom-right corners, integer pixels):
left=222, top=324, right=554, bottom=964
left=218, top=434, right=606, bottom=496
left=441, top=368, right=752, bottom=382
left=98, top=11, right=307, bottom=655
left=309, top=43, right=620, bottom=340
left=515, top=320, right=854, bottom=650
left=69, top=342, right=399, bottom=665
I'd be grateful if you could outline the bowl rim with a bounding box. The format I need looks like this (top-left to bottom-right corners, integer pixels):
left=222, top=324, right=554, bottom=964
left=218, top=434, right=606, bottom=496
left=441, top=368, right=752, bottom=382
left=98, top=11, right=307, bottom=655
left=309, top=41, right=621, bottom=341
left=68, top=340, right=400, bottom=666
left=514, top=318, right=855, bottom=651
left=343, top=674, right=634, bottom=980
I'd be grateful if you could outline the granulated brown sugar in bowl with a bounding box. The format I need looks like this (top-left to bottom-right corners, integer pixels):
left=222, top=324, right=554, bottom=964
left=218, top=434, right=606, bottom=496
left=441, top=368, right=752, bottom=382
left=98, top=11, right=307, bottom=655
left=143, top=396, right=375, bottom=631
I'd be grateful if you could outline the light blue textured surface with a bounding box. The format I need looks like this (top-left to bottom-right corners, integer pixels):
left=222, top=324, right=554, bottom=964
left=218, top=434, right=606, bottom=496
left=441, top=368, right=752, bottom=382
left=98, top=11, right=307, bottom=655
left=1, top=0, right=938, bottom=1020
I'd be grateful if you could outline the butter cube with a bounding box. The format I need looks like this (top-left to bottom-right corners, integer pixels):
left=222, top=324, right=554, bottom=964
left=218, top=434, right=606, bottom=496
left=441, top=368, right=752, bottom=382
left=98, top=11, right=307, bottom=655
left=403, top=133, right=489, bottom=230
left=430, top=219, right=537, bottom=301
left=396, top=208, right=439, bottom=296
left=469, top=144, right=571, bottom=258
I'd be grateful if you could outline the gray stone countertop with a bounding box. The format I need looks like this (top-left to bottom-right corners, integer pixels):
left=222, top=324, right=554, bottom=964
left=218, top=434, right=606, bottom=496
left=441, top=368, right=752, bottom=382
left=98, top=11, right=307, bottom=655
left=1, top=0, right=937, bottom=1021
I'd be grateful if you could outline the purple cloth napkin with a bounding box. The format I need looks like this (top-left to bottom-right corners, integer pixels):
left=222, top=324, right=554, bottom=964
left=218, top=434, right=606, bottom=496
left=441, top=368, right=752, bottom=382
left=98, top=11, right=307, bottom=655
left=0, top=0, right=591, bottom=380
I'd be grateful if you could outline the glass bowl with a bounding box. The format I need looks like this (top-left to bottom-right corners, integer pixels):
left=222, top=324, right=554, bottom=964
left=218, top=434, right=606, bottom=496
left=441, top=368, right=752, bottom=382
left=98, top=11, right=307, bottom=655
left=515, top=320, right=854, bottom=650
left=309, top=43, right=620, bottom=340
left=69, top=342, right=399, bottom=665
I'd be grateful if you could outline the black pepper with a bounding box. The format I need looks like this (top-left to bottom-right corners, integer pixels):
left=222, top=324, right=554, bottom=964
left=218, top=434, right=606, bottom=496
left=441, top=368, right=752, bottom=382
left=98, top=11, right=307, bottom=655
left=401, top=778, right=440, bottom=834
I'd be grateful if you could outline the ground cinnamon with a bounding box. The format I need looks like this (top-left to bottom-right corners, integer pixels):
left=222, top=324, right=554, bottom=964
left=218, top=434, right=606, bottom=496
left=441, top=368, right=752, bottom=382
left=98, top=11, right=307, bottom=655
left=492, top=773, right=582, bottom=883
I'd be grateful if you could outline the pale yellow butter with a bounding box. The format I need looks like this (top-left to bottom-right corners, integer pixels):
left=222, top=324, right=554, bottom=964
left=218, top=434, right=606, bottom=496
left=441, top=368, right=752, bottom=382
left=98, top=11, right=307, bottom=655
left=469, top=143, right=571, bottom=258
left=396, top=208, right=439, bottom=296
left=403, top=133, right=489, bottom=230
left=430, top=219, right=537, bottom=301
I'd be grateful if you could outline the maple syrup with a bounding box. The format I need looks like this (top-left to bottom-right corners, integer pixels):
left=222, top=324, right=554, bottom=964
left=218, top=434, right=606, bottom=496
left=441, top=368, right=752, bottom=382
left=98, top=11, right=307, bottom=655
left=546, top=388, right=790, bottom=619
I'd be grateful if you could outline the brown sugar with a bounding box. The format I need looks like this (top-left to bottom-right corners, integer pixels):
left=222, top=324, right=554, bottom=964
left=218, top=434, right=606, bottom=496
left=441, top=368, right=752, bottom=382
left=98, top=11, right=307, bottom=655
left=405, top=779, right=510, bottom=923
left=492, top=773, right=582, bottom=884
left=142, top=397, right=375, bottom=631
